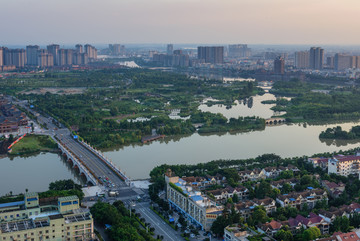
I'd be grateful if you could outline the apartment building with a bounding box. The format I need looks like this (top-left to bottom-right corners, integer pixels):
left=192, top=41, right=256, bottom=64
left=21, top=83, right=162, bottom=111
left=328, top=155, right=360, bottom=177
left=0, top=193, right=94, bottom=241
left=165, top=170, right=223, bottom=231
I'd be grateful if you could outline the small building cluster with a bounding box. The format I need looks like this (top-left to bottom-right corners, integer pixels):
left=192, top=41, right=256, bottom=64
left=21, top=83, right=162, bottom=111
left=308, top=154, right=360, bottom=178
left=0, top=96, right=28, bottom=134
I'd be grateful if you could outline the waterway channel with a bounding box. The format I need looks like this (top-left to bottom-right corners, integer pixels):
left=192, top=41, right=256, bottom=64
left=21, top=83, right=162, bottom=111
left=4, top=88, right=360, bottom=193
left=104, top=91, right=360, bottom=179
left=0, top=153, right=85, bottom=195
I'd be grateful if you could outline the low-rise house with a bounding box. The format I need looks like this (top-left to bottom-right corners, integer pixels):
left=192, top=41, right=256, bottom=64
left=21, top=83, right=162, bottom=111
left=276, top=188, right=328, bottom=209
left=207, top=186, right=249, bottom=204
left=270, top=178, right=299, bottom=189
left=234, top=201, right=255, bottom=221
left=205, top=173, right=226, bottom=185
left=263, top=166, right=281, bottom=178
left=252, top=198, right=276, bottom=214
left=322, top=180, right=346, bottom=198
left=294, top=213, right=330, bottom=234
left=318, top=207, right=349, bottom=223
left=283, top=218, right=303, bottom=235
left=224, top=225, right=249, bottom=241
left=238, top=168, right=266, bottom=182
left=258, top=220, right=282, bottom=237
left=308, top=157, right=330, bottom=170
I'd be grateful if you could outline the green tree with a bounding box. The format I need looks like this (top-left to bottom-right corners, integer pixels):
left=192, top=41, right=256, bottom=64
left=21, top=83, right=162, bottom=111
left=232, top=193, right=239, bottom=203
left=281, top=183, right=293, bottom=194
left=275, top=229, right=293, bottom=241
left=302, top=227, right=321, bottom=241
left=252, top=206, right=268, bottom=224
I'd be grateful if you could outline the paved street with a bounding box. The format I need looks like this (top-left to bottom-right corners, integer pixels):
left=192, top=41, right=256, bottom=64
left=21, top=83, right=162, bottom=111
left=133, top=202, right=182, bottom=241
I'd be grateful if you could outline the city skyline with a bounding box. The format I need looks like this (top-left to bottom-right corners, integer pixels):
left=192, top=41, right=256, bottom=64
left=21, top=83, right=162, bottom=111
left=1, top=0, right=360, bottom=45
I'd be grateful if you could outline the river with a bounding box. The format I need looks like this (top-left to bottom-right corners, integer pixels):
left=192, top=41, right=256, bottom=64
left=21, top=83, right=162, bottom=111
left=0, top=153, right=85, bottom=196
left=3, top=89, right=360, bottom=191
left=103, top=91, right=360, bottom=179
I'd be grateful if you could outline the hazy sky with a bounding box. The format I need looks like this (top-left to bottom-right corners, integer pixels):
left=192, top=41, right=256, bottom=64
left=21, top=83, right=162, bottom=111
left=1, top=0, right=360, bottom=45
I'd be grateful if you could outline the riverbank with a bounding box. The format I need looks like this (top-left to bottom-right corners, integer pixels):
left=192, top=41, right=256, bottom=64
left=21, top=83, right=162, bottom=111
left=9, top=134, right=58, bottom=155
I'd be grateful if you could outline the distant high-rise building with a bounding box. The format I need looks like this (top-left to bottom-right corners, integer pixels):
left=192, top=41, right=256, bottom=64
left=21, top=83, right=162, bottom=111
left=334, top=53, right=353, bottom=71
left=37, top=49, right=53, bottom=67
left=309, top=47, right=324, bottom=70
left=26, top=45, right=39, bottom=66
left=84, top=44, right=97, bottom=60
left=58, top=49, right=66, bottom=66
left=197, top=46, right=224, bottom=64
left=355, top=56, right=360, bottom=69
left=57, top=49, right=73, bottom=66
left=167, top=44, right=173, bottom=55
left=109, top=44, right=125, bottom=56
left=65, top=49, right=73, bottom=65
left=4, top=49, right=26, bottom=68
left=295, top=51, right=309, bottom=69
left=274, top=56, right=285, bottom=74
left=47, top=44, right=60, bottom=66
left=75, top=44, right=83, bottom=53
left=0, top=47, right=3, bottom=67
left=327, top=56, right=334, bottom=69
left=3, top=48, right=12, bottom=66
left=228, top=44, right=251, bottom=58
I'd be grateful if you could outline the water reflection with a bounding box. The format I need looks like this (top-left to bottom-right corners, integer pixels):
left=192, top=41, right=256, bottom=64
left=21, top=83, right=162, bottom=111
left=319, top=138, right=360, bottom=147
left=199, top=93, right=280, bottom=119
left=0, top=152, right=85, bottom=195
left=105, top=121, right=360, bottom=180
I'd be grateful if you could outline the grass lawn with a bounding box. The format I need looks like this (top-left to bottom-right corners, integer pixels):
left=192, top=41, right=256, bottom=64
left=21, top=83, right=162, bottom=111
left=10, top=134, right=58, bottom=155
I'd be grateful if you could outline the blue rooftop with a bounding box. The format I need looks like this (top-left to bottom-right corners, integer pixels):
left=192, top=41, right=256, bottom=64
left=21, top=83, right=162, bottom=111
left=307, top=196, right=314, bottom=199
left=0, top=201, right=25, bottom=209
left=191, top=195, right=204, bottom=202
left=175, top=183, right=181, bottom=187
left=289, top=198, right=296, bottom=201
left=192, top=182, right=198, bottom=185
left=307, top=187, right=314, bottom=190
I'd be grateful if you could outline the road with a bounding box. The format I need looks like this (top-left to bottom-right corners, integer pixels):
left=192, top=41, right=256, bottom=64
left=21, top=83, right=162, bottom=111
left=14, top=98, right=134, bottom=191
left=13, top=97, right=186, bottom=241
left=132, top=202, right=182, bottom=241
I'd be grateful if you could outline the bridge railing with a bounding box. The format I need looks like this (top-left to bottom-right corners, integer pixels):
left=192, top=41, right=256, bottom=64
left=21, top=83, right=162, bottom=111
left=52, top=136, right=98, bottom=185
left=79, top=141, right=131, bottom=186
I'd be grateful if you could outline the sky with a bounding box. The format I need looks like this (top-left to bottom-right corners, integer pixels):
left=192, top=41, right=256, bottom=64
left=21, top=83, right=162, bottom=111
left=1, top=0, right=360, bottom=45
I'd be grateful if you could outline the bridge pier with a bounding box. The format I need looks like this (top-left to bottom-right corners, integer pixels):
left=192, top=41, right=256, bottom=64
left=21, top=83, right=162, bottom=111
left=54, top=137, right=98, bottom=186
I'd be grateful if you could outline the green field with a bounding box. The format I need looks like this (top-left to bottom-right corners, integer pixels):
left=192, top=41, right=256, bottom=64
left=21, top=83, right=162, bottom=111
left=10, top=134, right=58, bottom=155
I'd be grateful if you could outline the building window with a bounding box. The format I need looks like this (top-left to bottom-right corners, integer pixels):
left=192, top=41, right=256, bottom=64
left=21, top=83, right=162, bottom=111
left=46, top=230, right=49, bottom=233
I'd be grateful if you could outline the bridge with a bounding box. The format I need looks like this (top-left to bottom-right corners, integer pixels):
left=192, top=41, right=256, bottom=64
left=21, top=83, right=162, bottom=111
left=54, top=131, right=131, bottom=189
left=265, top=117, right=286, bottom=125
left=15, top=97, right=133, bottom=191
